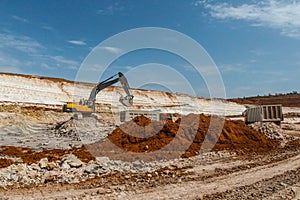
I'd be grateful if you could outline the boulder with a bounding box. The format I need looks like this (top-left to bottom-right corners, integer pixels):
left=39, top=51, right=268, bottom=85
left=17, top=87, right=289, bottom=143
left=62, top=154, right=83, bottom=168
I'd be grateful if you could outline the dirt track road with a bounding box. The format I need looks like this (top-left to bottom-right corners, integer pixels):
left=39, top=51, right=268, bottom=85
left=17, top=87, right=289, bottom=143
left=2, top=149, right=300, bottom=200
left=128, top=154, right=300, bottom=200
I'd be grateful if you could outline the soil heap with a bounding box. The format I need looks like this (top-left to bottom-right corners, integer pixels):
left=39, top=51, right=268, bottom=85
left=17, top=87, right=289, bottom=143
left=87, top=114, right=278, bottom=161
left=0, top=146, right=95, bottom=168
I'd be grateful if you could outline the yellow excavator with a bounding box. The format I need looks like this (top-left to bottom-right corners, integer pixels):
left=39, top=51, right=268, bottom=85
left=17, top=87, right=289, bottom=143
left=62, top=72, right=133, bottom=119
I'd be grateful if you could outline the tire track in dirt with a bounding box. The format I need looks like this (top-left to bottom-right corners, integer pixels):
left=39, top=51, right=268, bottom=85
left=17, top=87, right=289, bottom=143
left=127, top=153, right=300, bottom=200
left=203, top=168, right=300, bottom=199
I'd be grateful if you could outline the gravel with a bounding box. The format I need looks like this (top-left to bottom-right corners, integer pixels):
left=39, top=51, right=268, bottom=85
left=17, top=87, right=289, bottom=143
left=249, top=122, right=286, bottom=145
left=0, top=150, right=236, bottom=187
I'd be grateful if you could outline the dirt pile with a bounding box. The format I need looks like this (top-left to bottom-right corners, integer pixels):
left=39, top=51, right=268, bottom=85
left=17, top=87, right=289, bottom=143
left=0, top=146, right=95, bottom=168
left=108, top=115, right=178, bottom=152
left=87, top=114, right=278, bottom=161
left=132, top=115, right=152, bottom=126
left=185, top=116, right=278, bottom=157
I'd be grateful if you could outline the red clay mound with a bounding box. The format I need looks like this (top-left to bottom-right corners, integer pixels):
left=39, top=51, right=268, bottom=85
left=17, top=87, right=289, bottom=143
left=107, top=115, right=178, bottom=153
left=0, top=158, right=14, bottom=168
left=183, top=115, right=277, bottom=157
left=0, top=146, right=95, bottom=168
left=86, top=114, right=278, bottom=161
left=132, top=115, right=152, bottom=126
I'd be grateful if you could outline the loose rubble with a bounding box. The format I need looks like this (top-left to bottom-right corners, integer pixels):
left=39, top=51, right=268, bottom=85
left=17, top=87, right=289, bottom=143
left=249, top=122, right=286, bottom=145
left=52, top=117, right=115, bottom=144
left=0, top=154, right=101, bottom=187
left=0, top=153, right=178, bottom=187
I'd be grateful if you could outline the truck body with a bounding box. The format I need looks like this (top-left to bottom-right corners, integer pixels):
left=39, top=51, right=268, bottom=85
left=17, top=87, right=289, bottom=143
left=120, top=110, right=160, bottom=122
left=243, top=104, right=283, bottom=125
left=120, top=110, right=179, bottom=123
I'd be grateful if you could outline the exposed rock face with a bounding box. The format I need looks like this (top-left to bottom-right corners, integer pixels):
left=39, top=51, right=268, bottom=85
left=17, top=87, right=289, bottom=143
left=0, top=73, right=245, bottom=116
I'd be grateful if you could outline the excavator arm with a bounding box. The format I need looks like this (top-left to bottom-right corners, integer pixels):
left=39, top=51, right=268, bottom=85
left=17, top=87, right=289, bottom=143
left=87, top=72, right=133, bottom=112
left=118, top=73, right=134, bottom=107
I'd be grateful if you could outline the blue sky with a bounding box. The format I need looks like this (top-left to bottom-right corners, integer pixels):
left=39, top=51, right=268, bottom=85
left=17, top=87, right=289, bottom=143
left=0, top=0, right=300, bottom=98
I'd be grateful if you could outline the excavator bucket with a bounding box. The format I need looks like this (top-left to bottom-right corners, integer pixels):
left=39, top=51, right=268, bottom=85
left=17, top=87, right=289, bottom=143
left=119, top=95, right=133, bottom=107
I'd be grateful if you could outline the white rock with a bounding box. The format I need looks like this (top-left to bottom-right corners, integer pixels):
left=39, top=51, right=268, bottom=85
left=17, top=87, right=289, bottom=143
left=84, top=163, right=99, bottom=174
left=61, top=162, right=71, bottom=170
left=62, top=154, right=83, bottom=168
left=38, top=158, right=49, bottom=169
left=96, top=156, right=110, bottom=163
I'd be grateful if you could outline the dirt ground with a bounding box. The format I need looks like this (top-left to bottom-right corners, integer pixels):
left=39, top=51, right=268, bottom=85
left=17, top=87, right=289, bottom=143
left=0, top=105, right=300, bottom=199
left=1, top=140, right=300, bottom=200
left=229, top=93, right=300, bottom=107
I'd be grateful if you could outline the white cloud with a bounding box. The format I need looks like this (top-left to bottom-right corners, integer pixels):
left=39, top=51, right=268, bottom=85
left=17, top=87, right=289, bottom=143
left=12, top=15, right=29, bottom=23
left=97, top=46, right=123, bottom=54
left=41, top=63, right=55, bottom=70
left=0, top=31, right=80, bottom=73
left=0, top=33, right=43, bottom=54
left=250, top=49, right=271, bottom=56
left=96, top=2, right=124, bottom=15
left=67, top=40, right=87, bottom=46
left=0, top=52, right=21, bottom=67
left=34, top=55, right=80, bottom=70
left=81, top=64, right=103, bottom=72
left=182, top=65, right=196, bottom=72
left=68, top=65, right=78, bottom=70
left=219, top=64, right=244, bottom=72
left=0, top=52, right=23, bottom=73
left=113, top=65, right=134, bottom=71
left=49, top=55, right=81, bottom=70
left=200, top=0, right=300, bottom=38
left=41, top=25, right=54, bottom=31
left=49, top=56, right=79, bottom=66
